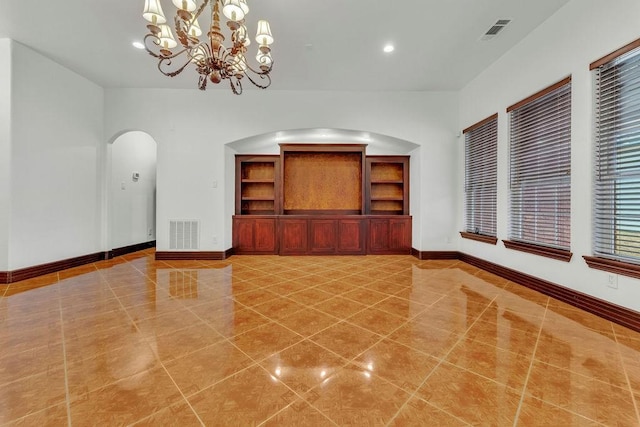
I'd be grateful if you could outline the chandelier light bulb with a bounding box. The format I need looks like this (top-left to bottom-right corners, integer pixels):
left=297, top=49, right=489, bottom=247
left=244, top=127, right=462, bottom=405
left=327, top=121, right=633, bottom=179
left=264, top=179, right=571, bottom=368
left=172, top=0, right=197, bottom=12
left=223, top=0, right=245, bottom=21
left=143, top=0, right=167, bottom=24
left=158, top=24, right=177, bottom=49
left=255, top=20, right=273, bottom=45
left=188, top=17, right=202, bottom=37
left=239, top=0, right=249, bottom=15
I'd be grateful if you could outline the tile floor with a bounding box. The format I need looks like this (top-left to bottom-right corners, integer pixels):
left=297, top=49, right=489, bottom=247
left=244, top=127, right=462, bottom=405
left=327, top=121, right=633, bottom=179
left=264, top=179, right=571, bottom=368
left=1, top=249, right=640, bottom=426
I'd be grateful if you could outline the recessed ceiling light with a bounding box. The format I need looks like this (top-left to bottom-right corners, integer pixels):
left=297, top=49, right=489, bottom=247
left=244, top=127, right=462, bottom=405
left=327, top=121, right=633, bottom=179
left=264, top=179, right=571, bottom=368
left=132, top=41, right=145, bottom=50
left=383, top=44, right=395, bottom=53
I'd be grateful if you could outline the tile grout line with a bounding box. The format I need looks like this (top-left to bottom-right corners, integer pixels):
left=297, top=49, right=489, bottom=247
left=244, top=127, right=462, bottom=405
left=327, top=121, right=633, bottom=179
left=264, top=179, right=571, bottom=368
left=98, top=258, right=207, bottom=427
left=221, top=281, right=408, bottom=425
left=165, top=283, right=323, bottom=419
left=384, top=293, right=500, bottom=427
left=511, top=297, right=549, bottom=427
left=42, top=253, right=640, bottom=425
left=611, top=325, right=640, bottom=425
left=56, top=272, right=73, bottom=427
left=252, top=364, right=341, bottom=427
left=182, top=257, right=452, bottom=425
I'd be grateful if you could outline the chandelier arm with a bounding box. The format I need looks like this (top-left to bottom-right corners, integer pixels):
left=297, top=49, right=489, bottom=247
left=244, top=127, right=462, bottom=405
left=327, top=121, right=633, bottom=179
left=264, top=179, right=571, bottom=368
left=242, top=57, right=274, bottom=77
left=157, top=54, right=193, bottom=78
left=143, top=34, right=164, bottom=58
left=241, top=61, right=273, bottom=89
left=199, top=75, right=208, bottom=90
left=230, top=78, right=243, bottom=95
left=191, top=0, right=211, bottom=23
left=144, top=34, right=191, bottom=61
left=243, top=72, right=272, bottom=90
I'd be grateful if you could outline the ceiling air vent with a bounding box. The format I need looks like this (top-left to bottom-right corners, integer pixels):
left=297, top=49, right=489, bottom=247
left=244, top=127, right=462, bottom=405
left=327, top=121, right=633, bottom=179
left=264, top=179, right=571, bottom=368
left=481, top=19, right=511, bottom=41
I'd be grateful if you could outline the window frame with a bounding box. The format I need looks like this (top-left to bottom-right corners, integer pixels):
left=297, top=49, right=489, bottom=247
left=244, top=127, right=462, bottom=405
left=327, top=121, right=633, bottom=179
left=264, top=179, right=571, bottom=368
left=585, top=37, right=640, bottom=278
left=461, top=113, right=498, bottom=245
left=503, top=77, right=573, bottom=262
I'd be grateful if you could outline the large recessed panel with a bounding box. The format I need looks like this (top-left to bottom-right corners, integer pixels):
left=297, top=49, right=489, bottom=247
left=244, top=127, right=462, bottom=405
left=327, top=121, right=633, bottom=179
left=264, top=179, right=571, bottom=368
left=283, top=152, right=362, bottom=213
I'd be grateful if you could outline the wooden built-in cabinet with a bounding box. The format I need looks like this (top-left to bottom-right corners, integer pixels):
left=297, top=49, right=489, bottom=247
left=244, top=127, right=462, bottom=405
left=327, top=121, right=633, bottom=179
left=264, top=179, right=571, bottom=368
left=366, top=156, right=409, bottom=215
left=233, top=145, right=411, bottom=255
left=235, top=155, right=280, bottom=215
left=368, top=217, right=412, bottom=254
left=279, top=217, right=366, bottom=255
left=232, top=216, right=277, bottom=254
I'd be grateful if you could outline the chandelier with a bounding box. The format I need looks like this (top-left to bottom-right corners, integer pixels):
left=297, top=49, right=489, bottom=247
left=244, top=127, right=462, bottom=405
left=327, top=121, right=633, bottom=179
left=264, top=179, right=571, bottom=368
left=142, top=0, right=274, bottom=94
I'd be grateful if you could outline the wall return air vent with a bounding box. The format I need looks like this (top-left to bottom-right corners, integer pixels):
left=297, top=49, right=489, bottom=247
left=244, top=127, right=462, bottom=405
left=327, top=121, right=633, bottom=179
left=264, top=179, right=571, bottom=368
left=169, top=220, right=199, bottom=250
left=481, top=19, right=511, bottom=41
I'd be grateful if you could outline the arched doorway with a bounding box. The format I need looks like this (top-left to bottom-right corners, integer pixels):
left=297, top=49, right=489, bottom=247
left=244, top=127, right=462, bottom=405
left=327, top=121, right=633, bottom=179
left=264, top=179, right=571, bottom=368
left=109, top=131, right=157, bottom=254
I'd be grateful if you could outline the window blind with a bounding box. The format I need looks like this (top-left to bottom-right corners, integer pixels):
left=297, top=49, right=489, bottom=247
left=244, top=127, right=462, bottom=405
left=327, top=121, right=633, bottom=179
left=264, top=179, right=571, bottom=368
left=593, top=45, right=640, bottom=262
left=464, top=114, right=497, bottom=237
left=508, top=79, right=572, bottom=251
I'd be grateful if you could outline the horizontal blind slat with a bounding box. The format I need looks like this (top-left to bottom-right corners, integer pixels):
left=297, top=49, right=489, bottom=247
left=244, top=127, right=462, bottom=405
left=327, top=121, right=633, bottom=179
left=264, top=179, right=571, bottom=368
left=465, top=117, right=497, bottom=236
left=509, top=80, right=571, bottom=250
left=593, top=46, right=640, bottom=263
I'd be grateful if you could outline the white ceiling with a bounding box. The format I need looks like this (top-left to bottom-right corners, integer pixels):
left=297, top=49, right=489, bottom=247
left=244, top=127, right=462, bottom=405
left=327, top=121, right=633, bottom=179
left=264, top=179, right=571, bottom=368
left=0, top=0, right=570, bottom=92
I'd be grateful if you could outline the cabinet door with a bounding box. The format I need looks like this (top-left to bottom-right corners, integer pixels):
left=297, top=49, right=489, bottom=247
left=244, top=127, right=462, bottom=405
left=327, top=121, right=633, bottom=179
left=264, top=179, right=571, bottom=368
left=233, top=218, right=256, bottom=252
left=368, top=219, right=390, bottom=253
left=254, top=219, right=277, bottom=252
left=309, top=219, right=337, bottom=254
left=337, top=219, right=365, bottom=254
left=233, top=217, right=277, bottom=254
left=368, top=217, right=412, bottom=254
left=389, top=218, right=411, bottom=253
left=279, top=219, right=308, bottom=255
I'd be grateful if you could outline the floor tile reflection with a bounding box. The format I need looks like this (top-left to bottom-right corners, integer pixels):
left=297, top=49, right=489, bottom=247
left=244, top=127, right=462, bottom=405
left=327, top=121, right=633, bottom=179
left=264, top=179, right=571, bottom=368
left=0, top=249, right=638, bottom=425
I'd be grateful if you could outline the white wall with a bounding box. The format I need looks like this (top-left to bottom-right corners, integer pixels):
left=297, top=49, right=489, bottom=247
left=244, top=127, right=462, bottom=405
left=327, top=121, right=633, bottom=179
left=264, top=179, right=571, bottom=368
left=0, top=39, right=11, bottom=271
left=458, top=0, right=640, bottom=311
left=110, top=131, right=156, bottom=249
left=9, top=42, right=104, bottom=269
left=104, top=89, right=459, bottom=252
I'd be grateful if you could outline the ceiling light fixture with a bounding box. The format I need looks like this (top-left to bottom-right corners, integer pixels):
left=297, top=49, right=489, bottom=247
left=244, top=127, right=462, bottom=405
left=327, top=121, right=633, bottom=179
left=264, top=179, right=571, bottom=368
left=142, top=0, right=274, bottom=94
left=383, top=44, right=394, bottom=53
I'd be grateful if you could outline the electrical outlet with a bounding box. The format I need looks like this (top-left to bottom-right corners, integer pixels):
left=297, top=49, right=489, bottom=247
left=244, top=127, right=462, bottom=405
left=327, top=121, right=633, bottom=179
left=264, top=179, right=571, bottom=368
left=148, top=228, right=153, bottom=237
left=212, top=236, right=218, bottom=244
left=606, top=273, right=618, bottom=289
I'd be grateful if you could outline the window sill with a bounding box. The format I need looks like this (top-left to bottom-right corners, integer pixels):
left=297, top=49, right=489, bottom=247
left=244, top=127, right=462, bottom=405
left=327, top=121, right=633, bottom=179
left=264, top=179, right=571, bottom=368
left=583, top=256, right=640, bottom=279
left=502, top=240, right=572, bottom=262
left=460, top=232, right=497, bottom=245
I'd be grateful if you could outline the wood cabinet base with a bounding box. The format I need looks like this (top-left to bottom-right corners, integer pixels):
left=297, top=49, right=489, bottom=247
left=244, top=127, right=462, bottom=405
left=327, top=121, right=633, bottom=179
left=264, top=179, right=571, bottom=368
left=233, top=215, right=411, bottom=255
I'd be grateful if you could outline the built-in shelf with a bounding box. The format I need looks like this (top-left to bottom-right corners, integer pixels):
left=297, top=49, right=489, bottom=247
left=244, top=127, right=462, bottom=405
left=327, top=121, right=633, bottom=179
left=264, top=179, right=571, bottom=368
left=366, top=157, right=409, bottom=216
left=241, top=179, right=275, bottom=183
left=236, top=156, right=280, bottom=215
